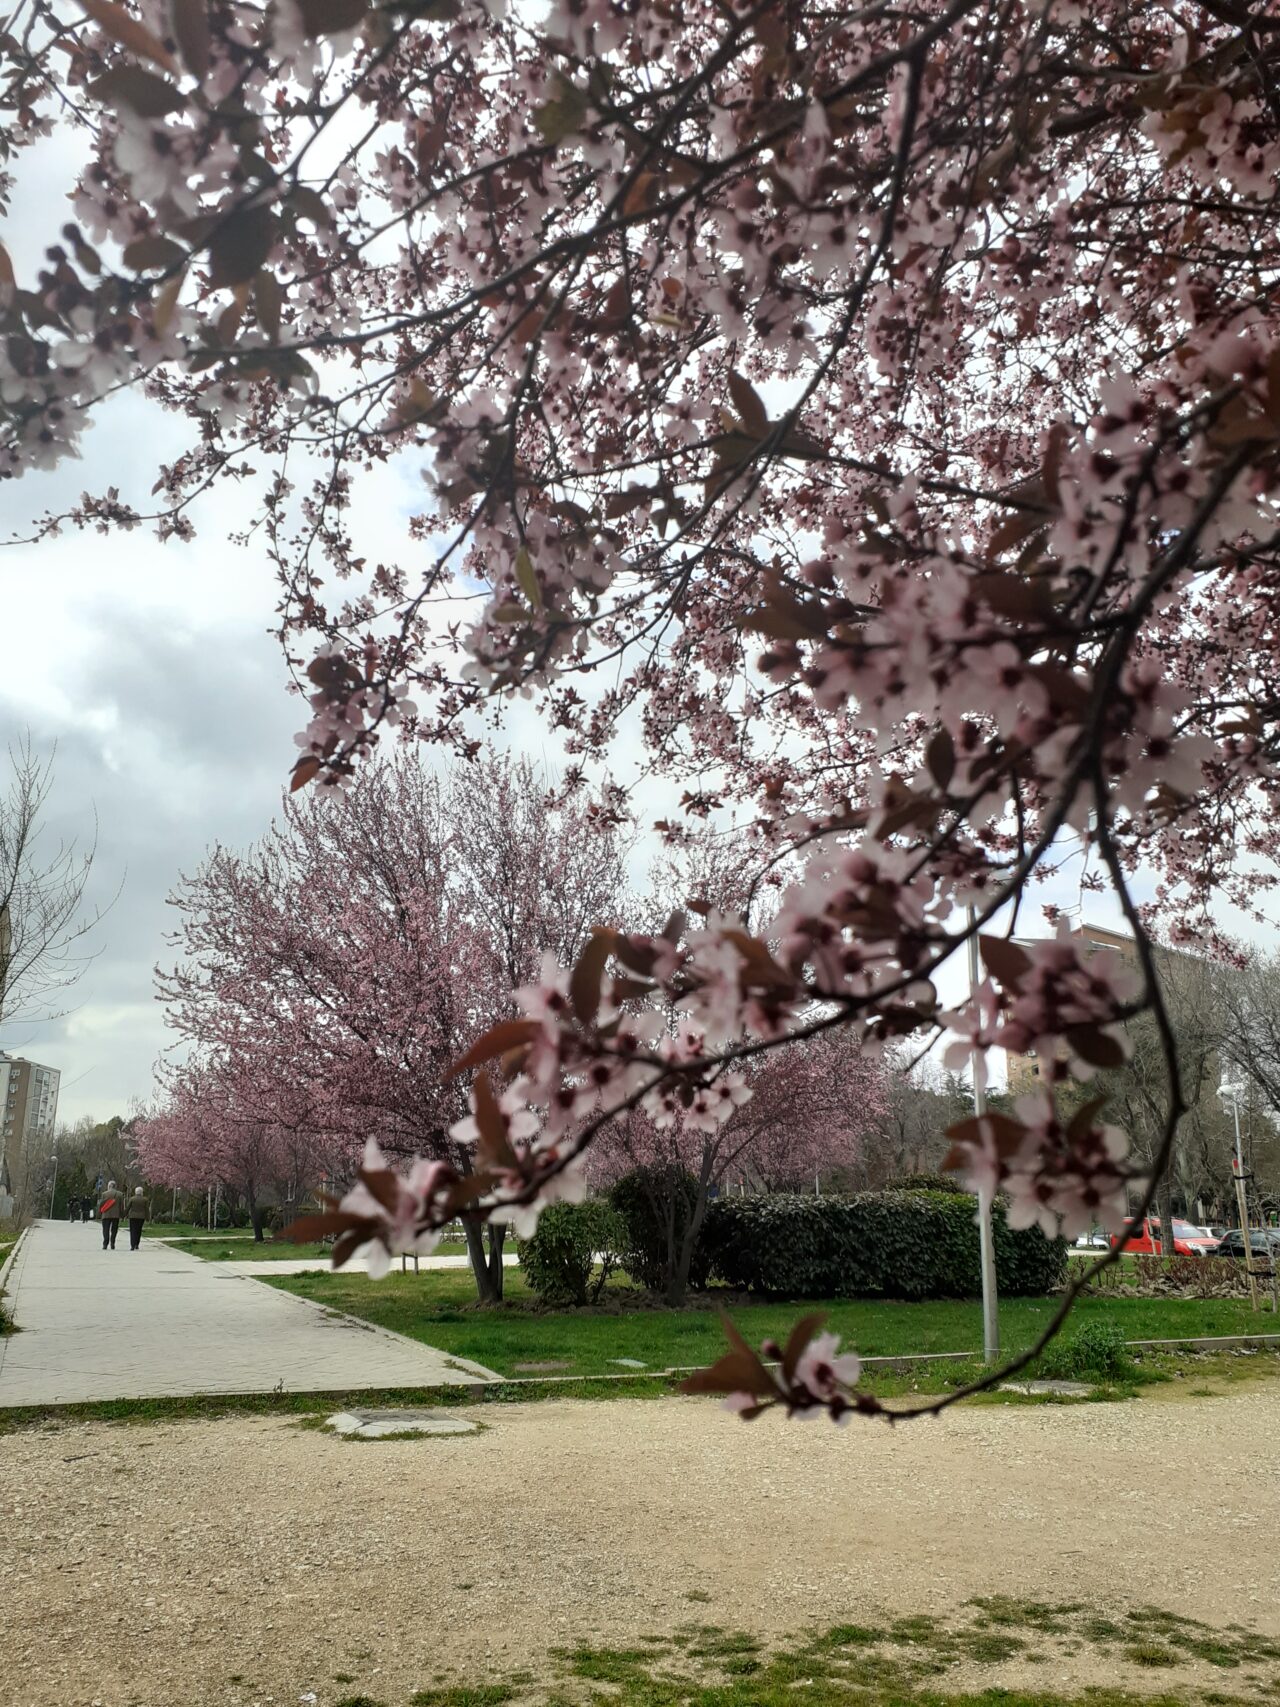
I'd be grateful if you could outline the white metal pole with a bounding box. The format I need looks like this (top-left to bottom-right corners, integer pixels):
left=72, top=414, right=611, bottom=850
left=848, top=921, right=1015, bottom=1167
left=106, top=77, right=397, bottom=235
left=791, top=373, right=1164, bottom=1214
left=968, top=908, right=1000, bottom=1363
left=47, top=1154, right=58, bottom=1219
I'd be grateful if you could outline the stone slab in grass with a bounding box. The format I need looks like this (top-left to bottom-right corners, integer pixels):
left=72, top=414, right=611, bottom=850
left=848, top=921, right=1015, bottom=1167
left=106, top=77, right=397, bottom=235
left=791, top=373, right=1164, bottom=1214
left=513, top=1359, right=573, bottom=1372
left=327, top=1410, right=480, bottom=1439
left=998, top=1378, right=1095, bottom=1397
left=611, top=1358, right=647, bottom=1368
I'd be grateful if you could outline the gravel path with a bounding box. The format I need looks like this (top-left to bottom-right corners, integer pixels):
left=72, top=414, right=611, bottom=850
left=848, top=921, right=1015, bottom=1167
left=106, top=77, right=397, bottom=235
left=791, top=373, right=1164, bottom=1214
left=2, top=1382, right=1278, bottom=1707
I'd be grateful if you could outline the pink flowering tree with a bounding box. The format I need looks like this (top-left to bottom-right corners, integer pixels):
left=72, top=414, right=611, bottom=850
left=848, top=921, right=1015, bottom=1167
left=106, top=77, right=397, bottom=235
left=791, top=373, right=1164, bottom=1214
left=8, top=0, right=1280, bottom=1412
left=134, top=1056, right=327, bottom=1236
left=590, top=1026, right=887, bottom=1302
left=157, top=752, right=626, bottom=1295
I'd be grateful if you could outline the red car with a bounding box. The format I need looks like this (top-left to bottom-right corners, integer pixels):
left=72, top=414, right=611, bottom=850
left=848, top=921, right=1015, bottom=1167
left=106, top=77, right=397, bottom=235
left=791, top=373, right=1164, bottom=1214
left=1112, top=1217, right=1220, bottom=1257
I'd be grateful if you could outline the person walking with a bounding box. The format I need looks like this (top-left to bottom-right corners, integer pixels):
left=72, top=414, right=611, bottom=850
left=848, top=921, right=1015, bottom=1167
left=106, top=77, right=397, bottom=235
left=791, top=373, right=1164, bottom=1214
left=127, top=1188, right=148, bottom=1251
left=97, top=1182, right=123, bottom=1250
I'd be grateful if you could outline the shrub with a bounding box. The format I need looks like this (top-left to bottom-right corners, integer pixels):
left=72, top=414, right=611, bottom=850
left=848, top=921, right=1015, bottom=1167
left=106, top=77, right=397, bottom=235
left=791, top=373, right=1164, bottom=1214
left=1037, top=1320, right=1133, bottom=1382
left=611, top=1165, right=711, bottom=1295
left=1133, top=1252, right=1244, bottom=1297
left=886, top=1172, right=969, bottom=1195
left=701, top=1190, right=1066, bottom=1299
left=517, top=1200, right=625, bottom=1305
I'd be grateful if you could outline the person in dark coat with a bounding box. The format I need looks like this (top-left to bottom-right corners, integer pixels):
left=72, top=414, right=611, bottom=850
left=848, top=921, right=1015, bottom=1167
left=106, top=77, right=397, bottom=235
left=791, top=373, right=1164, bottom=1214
left=127, top=1187, right=148, bottom=1251
left=97, top=1182, right=123, bottom=1250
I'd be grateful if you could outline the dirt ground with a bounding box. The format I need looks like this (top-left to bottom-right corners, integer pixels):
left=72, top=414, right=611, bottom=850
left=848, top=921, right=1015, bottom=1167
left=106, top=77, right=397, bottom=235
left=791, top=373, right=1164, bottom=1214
left=2, top=1383, right=1279, bottom=1707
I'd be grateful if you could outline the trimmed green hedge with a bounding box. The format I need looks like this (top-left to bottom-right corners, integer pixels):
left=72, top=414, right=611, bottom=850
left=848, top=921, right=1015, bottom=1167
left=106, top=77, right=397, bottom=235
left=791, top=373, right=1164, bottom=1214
left=701, top=1190, right=1066, bottom=1299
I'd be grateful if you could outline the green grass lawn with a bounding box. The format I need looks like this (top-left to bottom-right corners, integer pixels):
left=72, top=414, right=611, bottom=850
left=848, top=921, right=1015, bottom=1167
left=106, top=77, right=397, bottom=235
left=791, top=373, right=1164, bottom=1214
left=263, top=1267, right=1274, bottom=1379
left=166, top=1235, right=470, bottom=1262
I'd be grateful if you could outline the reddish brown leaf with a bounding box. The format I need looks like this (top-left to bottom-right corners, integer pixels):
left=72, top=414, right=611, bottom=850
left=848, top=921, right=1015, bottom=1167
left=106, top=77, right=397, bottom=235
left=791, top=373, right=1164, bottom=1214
left=925, top=728, right=955, bottom=792
left=89, top=65, right=186, bottom=116
left=622, top=171, right=661, bottom=218
left=986, top=505, right=1049, bottom=562
left=169, top=0, right=210, bottom=76
left=123, top=232, right=186, bottom=272
left=279, top=1211, right=366, bottom=1243
left=256, top=268, right=282, bottom=342
left=297, top=0, right=367, bottom=32
left=614, top=935, right=657, bottom=976
left=720, top=928, right=794, bottom=991
left=1031, top=663, right=1092, bottom=718
left=727, top=370, right=769, bottom=438
left=446, top=1018, right=541, bottom=1082
left=971, top=570, right=1055, bottom=620
left=682, top=1314, right=776, bottom=1398
left=1041, top=421, right=1067, bottom=507
left=290, top=755, right=322, bottom=792
left=942, top=1111, right=1027, bottom=1174
left=781, top=1312, right=826, bottom=1383
left=979, top=934, right=1032, bottom=988
left=357, top=1165, right=401, bottom=1217
left=332, top=1227, right=372, bottom=1267
left=208, top=205, right=277, bottom=290
left=1066, top=1096, right=1110, bottom=1140
left=1065, top=1024, right=1127, bottom=1069
left=570, top=928, right=617, bottom=1026
left=680, top=1349, right=773, bottom=1397
left=80, top=0, right=179, bottom=72
left=473, top=1070, right=518, bottom=1171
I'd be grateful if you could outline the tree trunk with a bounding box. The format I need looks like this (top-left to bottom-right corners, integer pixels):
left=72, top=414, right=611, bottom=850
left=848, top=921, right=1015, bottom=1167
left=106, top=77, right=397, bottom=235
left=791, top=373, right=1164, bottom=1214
left=247, top=1181, right=265, bottom=1242
left=1157, top=1170, right=1177, bottom=1258
left=666, top=1153, right=715, bottom=1307
left=463, top=1220, right=502, bottom=1303
left=486, top=1223, right=506, bottom=1301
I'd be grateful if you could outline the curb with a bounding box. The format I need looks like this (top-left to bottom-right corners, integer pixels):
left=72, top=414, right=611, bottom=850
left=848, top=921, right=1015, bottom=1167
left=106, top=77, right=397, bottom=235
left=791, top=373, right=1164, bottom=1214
left=1125, top=1333, right=1280, bottom=1353
left=0, top=1226, right=28, bottom=1298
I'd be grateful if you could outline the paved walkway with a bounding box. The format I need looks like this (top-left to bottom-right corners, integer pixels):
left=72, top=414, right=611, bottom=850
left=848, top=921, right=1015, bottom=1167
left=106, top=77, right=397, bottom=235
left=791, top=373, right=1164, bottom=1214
left=0, top=1221, right=497, bottom=1406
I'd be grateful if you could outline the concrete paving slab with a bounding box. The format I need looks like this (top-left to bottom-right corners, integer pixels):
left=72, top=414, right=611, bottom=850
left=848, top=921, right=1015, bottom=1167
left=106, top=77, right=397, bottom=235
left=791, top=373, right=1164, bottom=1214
left=0, top=1220, right=498, bottom=1406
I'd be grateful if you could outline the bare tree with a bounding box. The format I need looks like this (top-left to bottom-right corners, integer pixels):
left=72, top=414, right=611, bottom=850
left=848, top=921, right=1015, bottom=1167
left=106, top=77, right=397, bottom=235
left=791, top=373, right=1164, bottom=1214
left=1061, top=950, right=1239, bottom=1235
left=0, top=738, right=101, bottom=1036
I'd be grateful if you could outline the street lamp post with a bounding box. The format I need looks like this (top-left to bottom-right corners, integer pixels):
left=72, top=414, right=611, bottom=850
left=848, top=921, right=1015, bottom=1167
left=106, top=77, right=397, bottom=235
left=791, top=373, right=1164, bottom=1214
left=47, top=1152, right=58, bottom=1220
left=967, top=908, right=1000, bottom=1363
left=1221, top=1083, right=1261, bottom=1313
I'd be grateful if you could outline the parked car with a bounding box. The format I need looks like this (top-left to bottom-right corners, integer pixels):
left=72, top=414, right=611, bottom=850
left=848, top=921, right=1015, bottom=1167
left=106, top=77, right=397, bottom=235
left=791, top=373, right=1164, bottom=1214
left=1073, top=1229, right=1110, bottom=1249
left=1215, top=1228, right=1280, bottom=1261
left=1111, top=1218, right=1220, bottom=1256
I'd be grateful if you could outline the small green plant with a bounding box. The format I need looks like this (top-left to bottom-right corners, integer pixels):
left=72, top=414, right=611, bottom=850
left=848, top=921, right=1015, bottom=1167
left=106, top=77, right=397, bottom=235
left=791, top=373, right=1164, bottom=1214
left=1122, top=1640, right=1178, bottom=1667
left=1037, top=1320, right=1134, bottom=1382
left=409, top=1687, right=515, bottom=1707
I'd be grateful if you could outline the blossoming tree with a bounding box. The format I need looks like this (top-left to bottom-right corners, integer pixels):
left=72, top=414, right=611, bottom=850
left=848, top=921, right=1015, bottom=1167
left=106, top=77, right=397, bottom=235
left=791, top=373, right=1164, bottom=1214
left=6, top=0, right=1280, bottom=1414
left=588, top=1027, right=888, bottom=1302
left=157, top=751, right=627, bottom=1295
left=135, top=1056, right=329, bottom=1236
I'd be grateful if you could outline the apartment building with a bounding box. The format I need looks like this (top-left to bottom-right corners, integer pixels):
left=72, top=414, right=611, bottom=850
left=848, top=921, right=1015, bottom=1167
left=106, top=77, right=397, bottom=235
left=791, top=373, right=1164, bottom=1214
left=0, top=1054, right=61, bottom=1210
